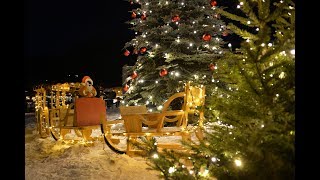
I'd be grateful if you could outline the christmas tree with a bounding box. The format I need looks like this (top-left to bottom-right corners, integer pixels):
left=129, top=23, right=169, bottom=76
left=140, top=0, right=295, bottom=179
left=121, top=0, right=230, bottom=110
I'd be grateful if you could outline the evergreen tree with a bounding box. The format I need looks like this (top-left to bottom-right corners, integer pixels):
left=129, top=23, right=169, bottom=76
left=121, top=0, right=230, bottom=110
left=140, top=0, right=295, bottom=179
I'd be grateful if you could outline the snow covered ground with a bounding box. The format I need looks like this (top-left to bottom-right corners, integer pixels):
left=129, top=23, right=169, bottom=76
left=25, top=108, right=161, bottom=180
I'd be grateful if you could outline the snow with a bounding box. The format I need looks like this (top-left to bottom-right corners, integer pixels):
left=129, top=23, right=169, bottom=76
left=25, top=108, right=162, bottom=180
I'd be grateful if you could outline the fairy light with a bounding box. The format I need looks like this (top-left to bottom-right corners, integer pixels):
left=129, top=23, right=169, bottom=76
left=155, top=44, right=159, bottom=48
left=146, top=100, right=149, bottom=105
left=235, top=159, right=242, bottom=167
left=192, top=21, right=195, bottom=24
left=157, top=105, right=163, bottom=110
left=142, top=34, right=146, bottom=38
left=148, top=109, right=153, bottom=112
left=168, top=167, right=176, bottom=173
left=165, top=1, right=169, bottom=5
left=261, top=124, right=264, bottom=128
left=280, top=0, right=283, bottom=3
left=290, top=49, right=295, bottom=55
left=261, top=43, right=265, bottom=47
left=276, top=94, right=279, bottom=97
left=189, top=43, right=193, bottom=47
left=237, top=5, right=241, bottom=8
left=155, top=80, right=158, bottom=83
left=268, top=43, right=272, bottom=47
left=247, top=21, right=251, bottom=24
left=175, top=72, right=180, bottom=77
left=279, top=72, right=285, bottom=79
left=181, top=2, right=184, bottom=5
left=189, top=170, right=194, bottom=174
left=212, top=46, right=217, bottom=50
left=228, top=43, right=232, bottom=48
left=193, top=30, right=197, bottom=34
left=211, top=157, right=217, bottom=162
left=240, top=2, right=244, bottom=5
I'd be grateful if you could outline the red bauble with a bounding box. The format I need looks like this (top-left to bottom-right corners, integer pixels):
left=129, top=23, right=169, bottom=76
left=131, top=71, right=138, bottom=79
left=131, top=12, right=136, bottom=18
left=202, top=33, right=212, bottom=41
left=222, top=31, right=228, bottom=36
left=159, top=69, right=168, bottom=77
left=124, top=49, right=130, bottom=56
left=171, top=15, right=180, bottom=22
left=209, top=63, right=215, bottom=71
left=140, top=47, right=147, bottom=53
left=210, top=0, right=217, bottom=7
left=141, top=14, right=147, bottom=20
left=123, top=84, right=129, bottom=92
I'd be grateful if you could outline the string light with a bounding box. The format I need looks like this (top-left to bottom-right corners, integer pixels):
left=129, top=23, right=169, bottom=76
left=235, top=159, right=242, bottom=167
left=168, top=167, right=176, bottom=173
left=290, top=49, right=295, bottom=55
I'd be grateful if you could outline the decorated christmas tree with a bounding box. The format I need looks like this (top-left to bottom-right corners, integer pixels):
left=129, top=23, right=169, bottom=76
left=140, top=0, right=295, bottom=179
left=121, top=0, right=230, bottom=110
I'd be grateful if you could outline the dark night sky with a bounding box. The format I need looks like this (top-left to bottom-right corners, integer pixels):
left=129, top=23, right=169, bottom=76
left=24, top=0, right=136, bottom=90
left=24, top=0, right=240, bottom=91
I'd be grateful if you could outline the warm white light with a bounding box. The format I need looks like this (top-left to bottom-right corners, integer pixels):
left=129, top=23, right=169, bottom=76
left=261, top=124, right=264, bottom=128
left=175, top=22, right=179, bottom=25
left=189, top=43, right=193, bottom=47
left=157, top=105, right=163, bottom=110
left=175, top=72, right=180, bottom=76
left=153, top=153, right=159, bottom=159
left=148, top=109, right=153, bottom=112
left=192, top=21, right=195, bottom=24
left=165, top=1, right=169, bottom=5
left=189, top=170, right=194, bottom=174
left=235, top=159, right=242, bottom=167
left=146, top=101, right=149, bottom=105
left=240, top=2, right=244, bottom=5
left=280, top=0, right=283, bottom=3
left=212, top=46, right=217, bottom=50
left=256, top=28, right=259, bottom=31
left=290, top=49, right=295, bottom=55
left=181, top=2, right=184, bottom=5
left=142, top=34, right=146, bottom=38
left=268, top=43, right=272, bottom=47
left=149, top=96, right=152, bottom=99
left=164, top=30, right=168, bottom=33
left=193, top=30, right=197, bottom=34
left=228, top=43, right=232, bottom=47
left=211, top=157, right=217, bottom=162
left=168, top=167, right=176, bottom=173
left=237, top=5, right=241, bottom=8
left=246, top=39, right=250, bottom=42
left=279, top=72, right=285, bottom=79
left=176, top=39, right=180, bottom=43
left=261, top=43, right=265, bottom=47
left=276, top=94, right=279, bottom=97
left=247, top=21, right=251, bottom=24
left=155, top=81, right=158, bottom=83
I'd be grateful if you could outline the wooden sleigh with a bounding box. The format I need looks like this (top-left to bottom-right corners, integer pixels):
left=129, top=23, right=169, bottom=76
left=34, top=81, right=205, bottom=154
left=102, top=81, right=206, bottom=156
left=34, top=83, right=106, bottom=145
